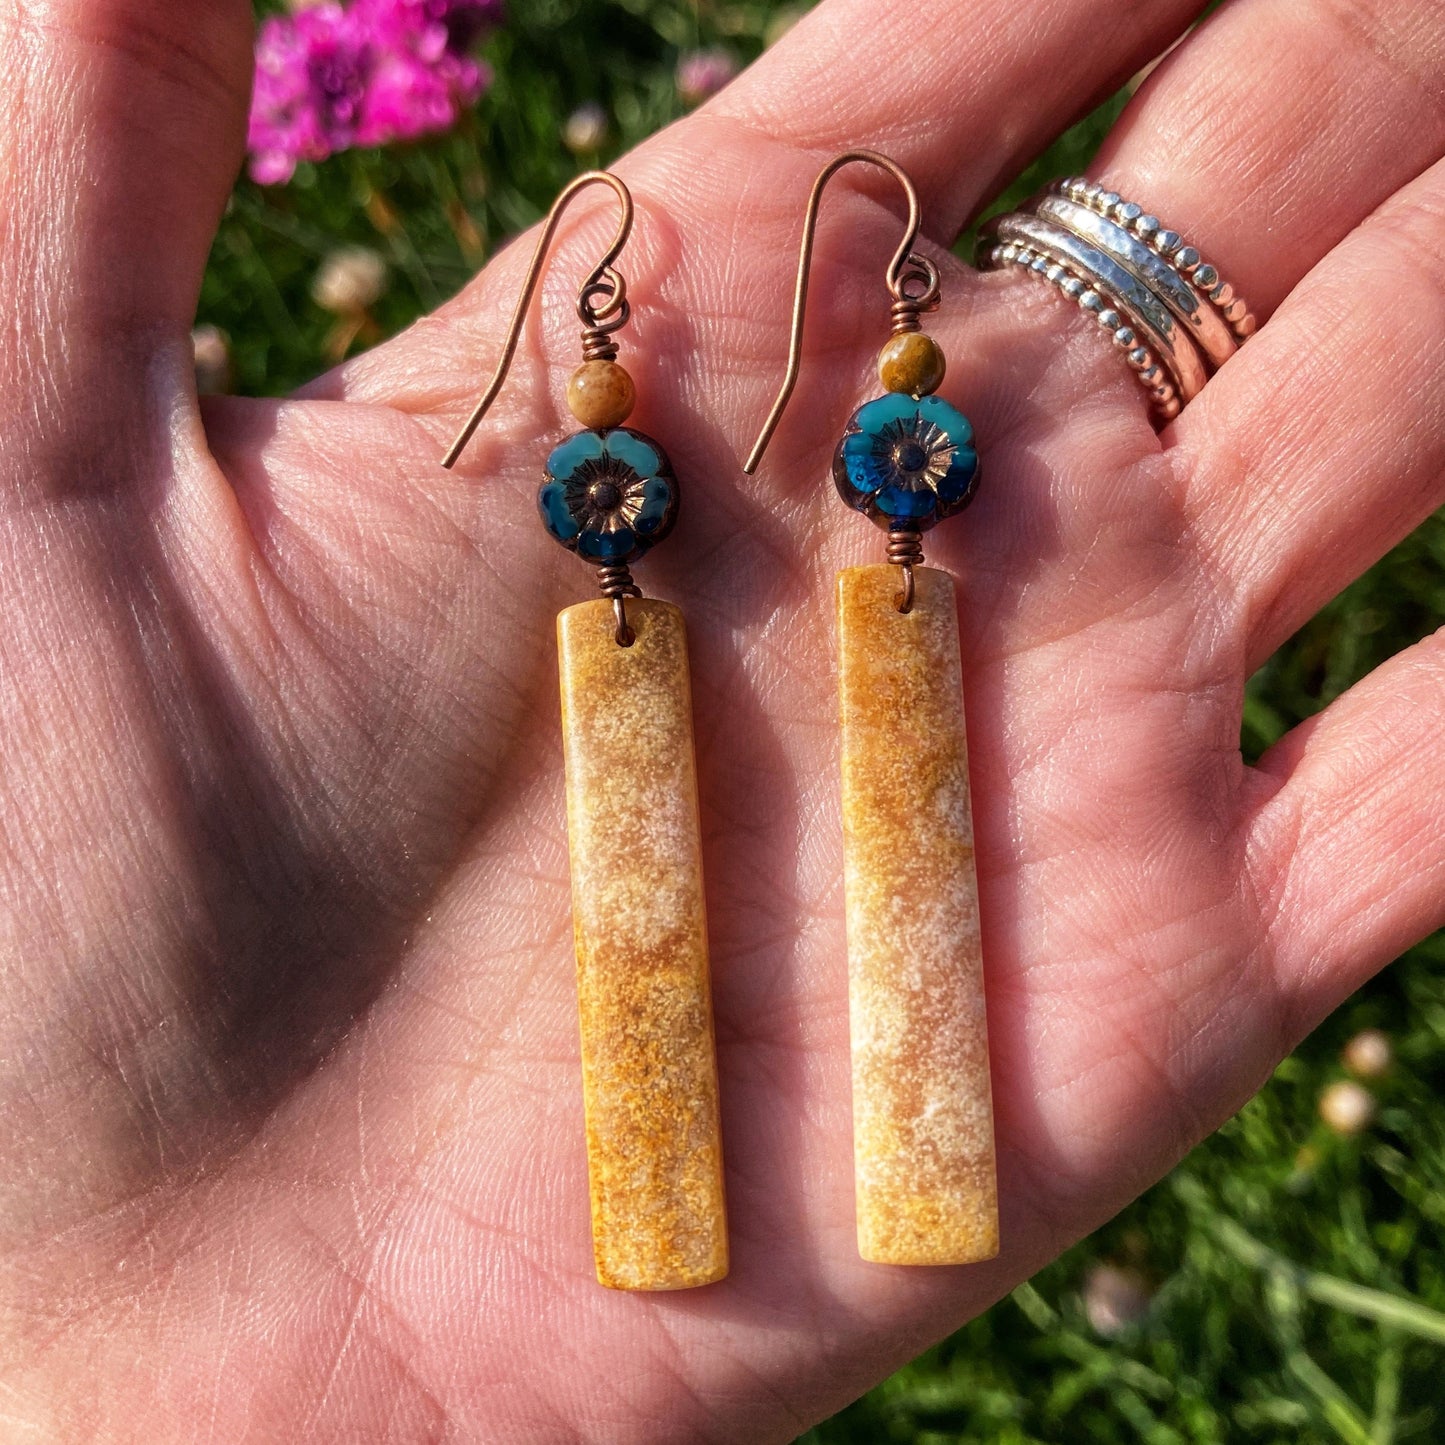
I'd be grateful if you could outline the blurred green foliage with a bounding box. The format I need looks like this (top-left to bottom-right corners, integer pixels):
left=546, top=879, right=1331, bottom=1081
left=204, top=4, right=1445, bottom=1440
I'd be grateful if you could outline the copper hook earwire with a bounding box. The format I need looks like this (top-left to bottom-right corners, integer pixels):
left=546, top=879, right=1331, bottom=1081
left=442, top=170, right=635, bottom=469
left=743, top=150, right=941, bottom=475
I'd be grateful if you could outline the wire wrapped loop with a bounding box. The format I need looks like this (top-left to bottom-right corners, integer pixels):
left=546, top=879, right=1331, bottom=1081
left=889, top=256, right=942, bottom=335
left=579, top=270, right=631, bottom=362
left=597, top=561, right=642, bottom=646
left=886, top=528, right=925, bottom=614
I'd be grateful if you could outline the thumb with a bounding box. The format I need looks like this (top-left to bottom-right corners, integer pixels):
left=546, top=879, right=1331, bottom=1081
left=0, top=1, right=252, bottom=399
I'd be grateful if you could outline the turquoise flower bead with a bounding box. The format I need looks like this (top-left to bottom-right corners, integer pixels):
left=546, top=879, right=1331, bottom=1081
left=537, top=426, right=679, bottom=564
left=833, top=393, right=979, bottom=532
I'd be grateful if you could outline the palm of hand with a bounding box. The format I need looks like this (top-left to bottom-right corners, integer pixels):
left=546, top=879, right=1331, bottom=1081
left=5, top=1, right=1444, bottom=1438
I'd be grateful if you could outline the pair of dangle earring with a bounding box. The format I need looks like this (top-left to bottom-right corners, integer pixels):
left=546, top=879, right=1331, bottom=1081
left=446, top=154, right=998, bottom=1288
left=445, top=172, right=728, bottom=1292
left=747, top=151, right=999, bottom=1266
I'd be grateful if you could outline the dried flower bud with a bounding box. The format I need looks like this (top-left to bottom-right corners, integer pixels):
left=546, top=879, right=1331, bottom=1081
left=1082, top=1263, right=1153, bottom=1338
left=1342, top=1029, right=1392, bottom=1080
left=563, top=102, right=609, bottom=155
left=1319, top=1079, right=1375, bottom=1135
left=312, top=247, right=388, bottom=314
left=191, top=325, right=233, bottom=395
left=676, top=49, right=738, bottom=106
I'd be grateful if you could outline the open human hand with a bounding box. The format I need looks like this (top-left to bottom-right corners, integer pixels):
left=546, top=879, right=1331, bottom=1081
left=3, top=0, right=1444, bottom=1437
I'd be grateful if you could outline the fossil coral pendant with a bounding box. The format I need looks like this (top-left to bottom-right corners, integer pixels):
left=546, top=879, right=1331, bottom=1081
left=838, top=563, right=997, bottom=1264
left=558, top=598, right=728, bottom=1290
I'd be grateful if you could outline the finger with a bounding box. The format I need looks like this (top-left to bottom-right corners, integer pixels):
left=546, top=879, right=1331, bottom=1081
left=1247, top=626, right=1445, bottom=1037
left=1088, top=0, right=1445, bottom=316
left=1174, top=158, right=1445, bottom=668
left=0, top=2, right=252, bottom=399
left=707, top=0, right=1213, bottom=240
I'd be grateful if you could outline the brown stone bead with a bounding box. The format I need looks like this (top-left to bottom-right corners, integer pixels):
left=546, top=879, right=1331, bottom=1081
left=567, top=360, right=636, bottom=430
left=878, top=332, right=947, bottom=397
left=838, top=564, right=998, bottom=1265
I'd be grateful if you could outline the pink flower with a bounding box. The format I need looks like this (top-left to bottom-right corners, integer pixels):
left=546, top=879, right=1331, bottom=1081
left=357, top=45, right=490, bottom=147
left=247, top=0, right=503, bottom=183
left=248, top=5, right=371, bottom=183
left=370, top=0, right=505, bottom=52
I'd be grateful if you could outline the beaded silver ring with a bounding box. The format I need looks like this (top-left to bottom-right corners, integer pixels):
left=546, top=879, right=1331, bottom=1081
left=979, top=177, right=1256, bottom=423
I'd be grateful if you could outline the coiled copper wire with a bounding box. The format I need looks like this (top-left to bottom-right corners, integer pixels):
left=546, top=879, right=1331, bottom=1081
left=889, top=257, right=942, bottom=337
left=579, top=275, right=629, bottom=363
left=889, top=296, right=924, bottom=335
left=887, top=528, right=925, bottom=614
left=597, top=561, right=641, bottom=646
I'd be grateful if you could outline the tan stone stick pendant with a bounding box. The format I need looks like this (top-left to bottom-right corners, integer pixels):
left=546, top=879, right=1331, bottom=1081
left=444, top=172, right=727, bottom=1290
left=745, top=151, right=999, bottom=1265
left=559, top=601, right=726, bottom=1288
left=838, top=566, right=996, bottom=1264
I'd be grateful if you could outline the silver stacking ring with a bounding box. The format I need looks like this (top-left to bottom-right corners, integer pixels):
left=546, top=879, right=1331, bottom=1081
left=978, top=177, right=1256, bottom=422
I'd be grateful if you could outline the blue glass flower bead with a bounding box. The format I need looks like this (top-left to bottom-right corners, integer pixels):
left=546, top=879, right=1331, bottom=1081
left=537, top=427, right=679, bottom=565
left=832, top=393, right=979, bottom=532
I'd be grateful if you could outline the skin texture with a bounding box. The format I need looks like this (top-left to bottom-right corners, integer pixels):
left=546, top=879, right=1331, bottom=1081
left=0, top=0, right=1443, bottom=1439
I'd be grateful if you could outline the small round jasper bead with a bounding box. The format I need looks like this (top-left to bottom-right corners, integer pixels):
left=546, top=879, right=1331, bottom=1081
left=567, top=360, right=636, bottom=430
left=878, top=332, right=946, bottom=397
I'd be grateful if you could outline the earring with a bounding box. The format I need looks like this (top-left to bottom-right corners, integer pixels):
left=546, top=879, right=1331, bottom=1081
left=446, top=172, right=727, bottom=1292
left=746, top=152, right=997, bottom=1266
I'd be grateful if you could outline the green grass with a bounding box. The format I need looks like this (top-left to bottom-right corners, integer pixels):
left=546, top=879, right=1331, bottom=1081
left=205, top=5, right=1445, bottom=1439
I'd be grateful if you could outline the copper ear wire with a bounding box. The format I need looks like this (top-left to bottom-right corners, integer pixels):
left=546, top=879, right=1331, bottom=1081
left=743, top=150, right=941, bottom=476
left=443, top=170, right=635, bottom=470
